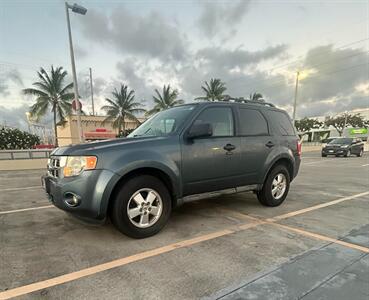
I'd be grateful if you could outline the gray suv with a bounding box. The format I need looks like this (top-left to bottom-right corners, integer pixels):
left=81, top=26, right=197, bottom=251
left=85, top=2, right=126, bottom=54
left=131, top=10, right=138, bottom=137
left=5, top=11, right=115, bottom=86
left=42, top=102, right=301, bottom=238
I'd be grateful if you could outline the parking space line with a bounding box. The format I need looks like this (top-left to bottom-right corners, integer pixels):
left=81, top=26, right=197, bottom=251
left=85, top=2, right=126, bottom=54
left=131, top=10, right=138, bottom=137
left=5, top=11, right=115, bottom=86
left=0, top=229, right=235, bottom=300
left=362, top=163, right=369, bottom=166
left=1, top=191, right=369, bottom=299
left=268, top=191, right=369, bottom=222
left=0, top=205, right=54, bottom=215
left=216, top=208, right=369, bottom=253
left=269, top=222, right=369, bottom=253
left=0, top=186, right=41, bottom=192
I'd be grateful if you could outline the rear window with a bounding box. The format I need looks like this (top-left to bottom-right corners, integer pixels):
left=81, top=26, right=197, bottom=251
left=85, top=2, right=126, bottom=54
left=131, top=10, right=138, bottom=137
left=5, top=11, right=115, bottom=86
left=265, top=110, right=295, bottom=136
left=239, top=108, right=269, bottom=136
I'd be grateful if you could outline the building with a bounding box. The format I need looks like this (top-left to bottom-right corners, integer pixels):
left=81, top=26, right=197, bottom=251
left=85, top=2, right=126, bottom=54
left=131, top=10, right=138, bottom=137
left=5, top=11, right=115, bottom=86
left=299, top=108, right=369, bottom=142
left=57, top=114, right=145, bottom=146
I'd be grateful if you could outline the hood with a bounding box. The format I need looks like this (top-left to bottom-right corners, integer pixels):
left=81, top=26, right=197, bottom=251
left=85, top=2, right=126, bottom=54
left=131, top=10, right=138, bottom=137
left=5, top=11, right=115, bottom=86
left=326, top=143, right=349, bottom=147
left=52, top=136, right=167, bottom=156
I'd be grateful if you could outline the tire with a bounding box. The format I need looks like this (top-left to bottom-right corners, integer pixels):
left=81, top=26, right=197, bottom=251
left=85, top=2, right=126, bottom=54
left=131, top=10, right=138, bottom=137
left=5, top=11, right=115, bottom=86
left=257, top=165, right=290, bottom=207
left=357, top=149, right=364, bottom=157
left=322, top=153, right=327, bottom=157
left=110, top=175, right=172, bottom=238
left=344, top=149, right=351, bottom=157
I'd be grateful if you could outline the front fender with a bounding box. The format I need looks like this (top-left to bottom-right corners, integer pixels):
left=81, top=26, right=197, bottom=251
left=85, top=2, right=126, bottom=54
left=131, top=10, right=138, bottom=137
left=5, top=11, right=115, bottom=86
left=106, top=148, right=181, bottom=194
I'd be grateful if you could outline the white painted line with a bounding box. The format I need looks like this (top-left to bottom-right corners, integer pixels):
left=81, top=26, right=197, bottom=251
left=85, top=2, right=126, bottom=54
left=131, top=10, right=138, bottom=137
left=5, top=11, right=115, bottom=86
left=0, top=186, right=41, bottom=192
left=0, top=205, right=54, bottom=215
left=269, top=190, right=369, bottom=221
left=362, top=163, right=369, bottom=167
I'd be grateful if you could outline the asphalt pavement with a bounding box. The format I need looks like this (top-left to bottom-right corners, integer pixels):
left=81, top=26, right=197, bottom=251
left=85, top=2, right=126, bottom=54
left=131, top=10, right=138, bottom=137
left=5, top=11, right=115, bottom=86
left=0, top=151, right=368, bottom=299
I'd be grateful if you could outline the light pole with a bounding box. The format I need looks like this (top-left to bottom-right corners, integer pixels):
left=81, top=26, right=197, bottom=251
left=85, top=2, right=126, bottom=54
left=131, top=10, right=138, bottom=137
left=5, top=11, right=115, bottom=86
left=89, top=67, right=95, bottom=115
left=65, top=2, right=87, bottom=143
left=292, top=71, right=300, bottom=123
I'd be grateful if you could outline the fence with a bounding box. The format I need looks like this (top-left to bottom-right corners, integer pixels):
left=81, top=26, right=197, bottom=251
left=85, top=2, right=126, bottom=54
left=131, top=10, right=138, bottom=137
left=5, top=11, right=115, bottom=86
left=0, top=149, right=53, bottom=160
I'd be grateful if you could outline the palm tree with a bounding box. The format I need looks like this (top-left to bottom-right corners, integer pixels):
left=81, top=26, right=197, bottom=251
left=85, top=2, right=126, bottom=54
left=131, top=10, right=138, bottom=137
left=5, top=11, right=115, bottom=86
left=102, top=84, right=145, bottom=136
left=248, top=92, right=264, bottom=102
left=195, top=78, right=227, bottom=101
left=23, top=66, right=74, bottom=147
left=146, top=85, right=184, bottom=116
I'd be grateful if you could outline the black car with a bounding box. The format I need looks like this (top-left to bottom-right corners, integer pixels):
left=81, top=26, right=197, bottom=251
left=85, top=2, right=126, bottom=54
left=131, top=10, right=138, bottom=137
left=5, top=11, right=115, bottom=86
left=42, top=101, right=301, bottom=238
left=322, top=137, right=364, bottom=157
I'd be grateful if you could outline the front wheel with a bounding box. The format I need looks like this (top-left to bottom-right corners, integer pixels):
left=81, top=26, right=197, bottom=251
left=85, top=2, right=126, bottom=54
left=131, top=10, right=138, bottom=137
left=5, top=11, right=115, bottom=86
left=257, top=165, right=290, bottom=207
left=110, top=175, right=172, bottom=238
left=357, top=149, right=364, bottom=157
left=344, top=149, right=351, bottom=157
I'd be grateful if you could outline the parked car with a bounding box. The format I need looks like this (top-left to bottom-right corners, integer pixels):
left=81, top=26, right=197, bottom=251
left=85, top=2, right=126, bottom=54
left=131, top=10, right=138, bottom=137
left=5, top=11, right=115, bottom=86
left=42, top=102, right=301, bottom=238
left=321, top=137, right=339, bottom=148
left=322, top=137, right=364, bottom=157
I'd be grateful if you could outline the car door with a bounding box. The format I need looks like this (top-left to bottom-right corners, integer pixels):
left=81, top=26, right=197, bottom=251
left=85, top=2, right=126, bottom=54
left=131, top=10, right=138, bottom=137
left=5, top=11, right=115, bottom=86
left=181, top=106, right=242, bottom=195
left=237, top=107, right=274, bottom=184
left=351, top=138, right=361, bottom=154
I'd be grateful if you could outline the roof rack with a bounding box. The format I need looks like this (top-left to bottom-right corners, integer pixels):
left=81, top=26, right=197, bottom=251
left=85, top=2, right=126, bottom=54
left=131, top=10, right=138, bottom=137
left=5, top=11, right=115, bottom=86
left=223, top=95, right=275, bottom=107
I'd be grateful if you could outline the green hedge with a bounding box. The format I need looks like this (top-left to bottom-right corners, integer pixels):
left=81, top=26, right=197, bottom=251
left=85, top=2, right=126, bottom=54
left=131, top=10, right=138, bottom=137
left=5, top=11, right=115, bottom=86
left=0, top=127, right=41, bottom=150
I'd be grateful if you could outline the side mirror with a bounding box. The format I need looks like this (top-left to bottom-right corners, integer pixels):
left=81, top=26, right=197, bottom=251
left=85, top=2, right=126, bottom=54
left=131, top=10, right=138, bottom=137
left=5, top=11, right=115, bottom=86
left=187, top=123, right=213, bottom=139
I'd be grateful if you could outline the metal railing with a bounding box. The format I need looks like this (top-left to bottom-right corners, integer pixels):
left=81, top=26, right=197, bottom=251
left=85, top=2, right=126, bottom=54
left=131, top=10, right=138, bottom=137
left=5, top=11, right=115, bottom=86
left=0, top=149, right=53, bottom=160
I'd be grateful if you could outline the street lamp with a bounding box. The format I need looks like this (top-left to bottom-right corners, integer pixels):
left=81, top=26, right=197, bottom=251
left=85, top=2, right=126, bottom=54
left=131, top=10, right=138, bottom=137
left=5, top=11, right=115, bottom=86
left=292, top=71, right=300, bottom=123
left=65, top=2, right=87, bottom=143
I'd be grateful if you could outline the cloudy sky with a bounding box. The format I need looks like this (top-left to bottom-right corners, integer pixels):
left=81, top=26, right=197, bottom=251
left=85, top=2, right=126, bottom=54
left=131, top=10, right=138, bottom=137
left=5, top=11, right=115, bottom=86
left=0, top=0, right=368, bottom=129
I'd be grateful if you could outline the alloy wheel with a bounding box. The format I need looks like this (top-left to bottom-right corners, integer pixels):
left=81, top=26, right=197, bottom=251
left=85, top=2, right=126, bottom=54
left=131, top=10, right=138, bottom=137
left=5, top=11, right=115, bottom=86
left=271, top=173, right=287, bottom=200
left=126, top=188, right=163, bottom=228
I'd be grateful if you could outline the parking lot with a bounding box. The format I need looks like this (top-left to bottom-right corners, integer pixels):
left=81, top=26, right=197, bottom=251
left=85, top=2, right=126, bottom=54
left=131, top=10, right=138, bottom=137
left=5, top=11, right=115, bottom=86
left=0, top=151, right=369, bottom=299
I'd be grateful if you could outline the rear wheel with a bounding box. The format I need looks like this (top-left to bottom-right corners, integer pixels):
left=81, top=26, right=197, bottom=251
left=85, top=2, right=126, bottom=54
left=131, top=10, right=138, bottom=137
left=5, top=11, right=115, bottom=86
left=257, top=165, right=290, bottom=207
left=357, top=149, right=364, bottom=157
left=110, top=175, right=172, bottom=238
left=322, top=153, right=327, bottom=157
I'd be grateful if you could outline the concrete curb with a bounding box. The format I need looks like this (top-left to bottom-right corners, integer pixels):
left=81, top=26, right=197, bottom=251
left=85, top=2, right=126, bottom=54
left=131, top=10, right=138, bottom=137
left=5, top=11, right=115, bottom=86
left=0, top=159, right=47, bottom=171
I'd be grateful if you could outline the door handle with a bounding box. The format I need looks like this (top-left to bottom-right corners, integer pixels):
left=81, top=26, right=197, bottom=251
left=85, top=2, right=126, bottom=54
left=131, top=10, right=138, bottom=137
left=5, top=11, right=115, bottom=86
left=265, top=141, right=275, bottom=148
left=224, top=144, right=236, bottom=151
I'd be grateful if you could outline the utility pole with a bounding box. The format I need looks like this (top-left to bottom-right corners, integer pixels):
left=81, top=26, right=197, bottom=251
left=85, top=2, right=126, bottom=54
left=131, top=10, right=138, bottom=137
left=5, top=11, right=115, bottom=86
left=65, top=2, right=86, bottom=143
left=89, top=67, right=95, bottom=116
left=292, top=71, right=300, bottom=123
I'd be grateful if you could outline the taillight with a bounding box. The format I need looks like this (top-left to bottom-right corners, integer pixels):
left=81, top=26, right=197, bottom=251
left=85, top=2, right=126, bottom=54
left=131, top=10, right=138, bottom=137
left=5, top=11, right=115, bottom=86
left=297, top=140, right=302, bottom=156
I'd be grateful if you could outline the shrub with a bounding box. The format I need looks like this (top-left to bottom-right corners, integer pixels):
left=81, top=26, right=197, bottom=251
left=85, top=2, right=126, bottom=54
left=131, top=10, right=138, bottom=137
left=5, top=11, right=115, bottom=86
left=0, top=127, right=41, bottom=149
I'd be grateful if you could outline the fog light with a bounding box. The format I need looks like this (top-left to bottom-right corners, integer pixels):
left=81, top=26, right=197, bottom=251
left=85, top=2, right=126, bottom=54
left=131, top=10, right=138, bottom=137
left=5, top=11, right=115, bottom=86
left=64, top=193, right=81, bottom=207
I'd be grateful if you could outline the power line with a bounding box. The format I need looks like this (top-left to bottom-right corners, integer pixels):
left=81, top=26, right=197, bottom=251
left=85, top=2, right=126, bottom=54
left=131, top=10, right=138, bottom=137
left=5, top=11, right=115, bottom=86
left=241, top=42, right=369, bottom=91
left=262, top=37, right=369, bottom=74
left=243, top=61, right=369, bottom=95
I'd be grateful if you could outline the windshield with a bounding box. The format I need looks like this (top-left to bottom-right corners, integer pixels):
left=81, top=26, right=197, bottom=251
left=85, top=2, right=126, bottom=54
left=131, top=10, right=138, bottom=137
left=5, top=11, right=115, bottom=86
left=128, top=105, right=196, bottom=138
left=329, top=138, right=352, bottom=145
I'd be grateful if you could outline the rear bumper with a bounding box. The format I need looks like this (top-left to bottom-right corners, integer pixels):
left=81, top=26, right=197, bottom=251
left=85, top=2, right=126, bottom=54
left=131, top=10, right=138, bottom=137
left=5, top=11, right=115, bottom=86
left=42, top=169, right=120, bottom=221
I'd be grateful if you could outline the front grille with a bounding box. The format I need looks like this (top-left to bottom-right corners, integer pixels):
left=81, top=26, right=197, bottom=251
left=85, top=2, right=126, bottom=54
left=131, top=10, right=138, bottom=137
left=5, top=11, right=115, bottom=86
left=48, top=156, right=61, bottom=178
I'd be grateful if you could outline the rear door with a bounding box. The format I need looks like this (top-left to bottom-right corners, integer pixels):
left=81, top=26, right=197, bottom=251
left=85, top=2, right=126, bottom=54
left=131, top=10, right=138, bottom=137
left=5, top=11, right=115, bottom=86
left=236, top=107, right=274, bottom=184
left=181, top=106, right=242, bottom=195
left=351, top=138, right=361, bottom=154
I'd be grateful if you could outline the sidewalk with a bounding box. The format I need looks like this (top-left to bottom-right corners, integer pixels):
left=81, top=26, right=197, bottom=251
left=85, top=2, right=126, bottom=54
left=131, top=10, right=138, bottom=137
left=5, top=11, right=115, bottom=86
left=208, top=224, right=369, bottom=300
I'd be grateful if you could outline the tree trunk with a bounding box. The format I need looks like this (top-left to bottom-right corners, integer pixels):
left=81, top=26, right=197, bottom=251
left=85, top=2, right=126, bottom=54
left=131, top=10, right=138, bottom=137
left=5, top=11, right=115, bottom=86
left=53, top=103, right=58, bottom=147
left=122, top=113, right=126, bottom=137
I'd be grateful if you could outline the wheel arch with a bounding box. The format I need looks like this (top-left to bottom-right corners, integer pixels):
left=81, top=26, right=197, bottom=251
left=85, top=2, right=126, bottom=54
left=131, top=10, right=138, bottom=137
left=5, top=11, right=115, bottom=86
left=106, top=167, right=178, bottom=217
left=262, top=156, right=294, bottom=184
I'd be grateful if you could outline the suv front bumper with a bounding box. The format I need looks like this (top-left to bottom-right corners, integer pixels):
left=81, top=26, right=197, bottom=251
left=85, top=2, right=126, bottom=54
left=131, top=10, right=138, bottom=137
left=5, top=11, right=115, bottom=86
left=42, top=169, right=119, bottom=221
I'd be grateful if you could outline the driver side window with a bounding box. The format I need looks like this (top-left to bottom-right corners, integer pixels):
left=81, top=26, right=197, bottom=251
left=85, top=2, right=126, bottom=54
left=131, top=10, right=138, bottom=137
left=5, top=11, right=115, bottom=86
left=194, top=107, right=234, bottom=137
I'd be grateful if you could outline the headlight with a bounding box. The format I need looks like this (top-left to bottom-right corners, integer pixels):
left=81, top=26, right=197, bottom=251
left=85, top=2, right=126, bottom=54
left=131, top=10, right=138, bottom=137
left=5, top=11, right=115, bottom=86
left=61, top=156, right=97, bottom=177
left=341, top=145, right=349, bottom=148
